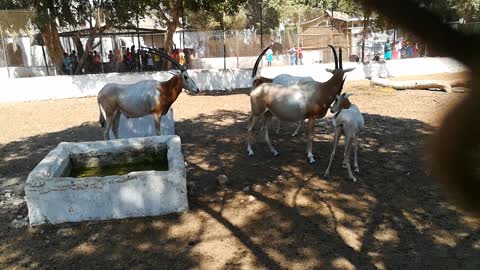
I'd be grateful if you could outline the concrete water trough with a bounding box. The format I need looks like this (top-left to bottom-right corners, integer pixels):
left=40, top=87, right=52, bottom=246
left=25, top=135, right=188, bottom=226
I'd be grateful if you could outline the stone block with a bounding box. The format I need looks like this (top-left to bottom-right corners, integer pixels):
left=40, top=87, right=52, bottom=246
left=25, top=135, right=188, bottom=226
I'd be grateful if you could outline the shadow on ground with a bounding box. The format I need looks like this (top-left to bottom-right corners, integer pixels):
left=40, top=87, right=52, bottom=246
left=0, top=110, right=478, bottom=269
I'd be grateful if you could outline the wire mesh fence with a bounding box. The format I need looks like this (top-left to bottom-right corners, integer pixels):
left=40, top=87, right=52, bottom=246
left=0, top=24, right=303, bottom=77
left=1, top=8, right=464, bottom=78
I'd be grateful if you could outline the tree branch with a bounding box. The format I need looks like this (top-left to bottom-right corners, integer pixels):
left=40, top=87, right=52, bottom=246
left=158, top=9, right=172, bottom=24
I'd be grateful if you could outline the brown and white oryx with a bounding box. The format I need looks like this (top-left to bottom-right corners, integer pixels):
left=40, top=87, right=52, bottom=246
left=97, top=49, right=199, bottom=140
left=247, top=45, right=354, bottom=163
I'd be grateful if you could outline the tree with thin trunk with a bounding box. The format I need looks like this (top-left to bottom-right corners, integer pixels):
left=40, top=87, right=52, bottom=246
left=27, top=0, right=148, bottom=74
left=151, top=0, right=244, bottom=69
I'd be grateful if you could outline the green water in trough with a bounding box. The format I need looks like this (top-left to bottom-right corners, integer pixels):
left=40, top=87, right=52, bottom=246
left=70, top=149, right=169, bottom=178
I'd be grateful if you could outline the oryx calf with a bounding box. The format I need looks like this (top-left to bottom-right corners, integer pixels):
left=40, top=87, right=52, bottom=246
left=324, top=93, right=365, bottom=182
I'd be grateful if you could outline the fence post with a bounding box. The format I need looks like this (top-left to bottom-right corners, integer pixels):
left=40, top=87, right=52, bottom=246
left=41, top=45, right=49, bottom=76
left=136, top=14, right=143, bottom=72
left=236, top=30, right=239, bottom=69
left=0, top=25, right=11, bottom=79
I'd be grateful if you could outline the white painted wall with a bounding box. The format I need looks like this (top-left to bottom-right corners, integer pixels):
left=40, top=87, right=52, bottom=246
left=190, top=51, right=324, bottom=69
left=0, top=57, right=468, bottom=103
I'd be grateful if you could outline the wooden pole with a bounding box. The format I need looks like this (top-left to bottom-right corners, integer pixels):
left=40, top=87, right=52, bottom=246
left=136, top=13, right=143, bottom=72
left=222, top=10, right=226, bottom=70
left=0, top=26, right=11, bottom=78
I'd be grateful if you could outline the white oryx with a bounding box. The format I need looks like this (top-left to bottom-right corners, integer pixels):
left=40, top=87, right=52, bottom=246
left=251, top=45, right=315, bottom=136
left=247, top=45, right=354, bottom=163
left=97, top=49, right=199, bottom=140
left=324, top=93, right=364, bottom=182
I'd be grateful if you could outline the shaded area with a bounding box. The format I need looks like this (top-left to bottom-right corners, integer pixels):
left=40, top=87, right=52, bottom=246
left=0, top=110, right=479, bottom=269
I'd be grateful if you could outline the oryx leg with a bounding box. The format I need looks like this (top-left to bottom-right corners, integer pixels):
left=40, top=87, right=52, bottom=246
left=353, top=135, right=360, bottom=173
left=291, top=120, right=303, bottom=137
left=324, top=126, right=342, bottom=178
left=344, top=136, right=357, bottom=182
left=263, top=113, right=279, bottom=156
left=306, top=118, right=316, bottom=164
left=247, top=115, right=260, bottom=156
left=153, top=113, right=162, bottom=136
left=111, top=111, right=121, bottom=139
left=102, top=112, right=115, bottom=140
left=275, top=118, right=281, bottom=134
left=342, top=137, right=349, bottom=168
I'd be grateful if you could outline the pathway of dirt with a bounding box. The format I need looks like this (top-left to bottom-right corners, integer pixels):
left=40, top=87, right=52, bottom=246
left=0, top=74, right=478, bottom=269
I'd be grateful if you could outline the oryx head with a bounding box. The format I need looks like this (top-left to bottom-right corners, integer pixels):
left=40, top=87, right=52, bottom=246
left=331, top=93, right=353, bottom=114
left=180, top=70, right=199, bottom=92
left=325, top=45, right=355, bottom=75
left=149, top=47, right=200, bottom=92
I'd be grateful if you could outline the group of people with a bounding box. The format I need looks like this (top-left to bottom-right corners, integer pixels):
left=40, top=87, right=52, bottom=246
left=384, top=39, right=420, bottom=60
left=264, top=46, right=304, bottom=67
left=121, top=46, right=187, bottom=72
left=61, top=46, right=189, bottom=75
left=62, top=50, right=106, bottom=75
left=288, top=46, right=304, bottom=65
left=62, top=51, right=79, bottom=75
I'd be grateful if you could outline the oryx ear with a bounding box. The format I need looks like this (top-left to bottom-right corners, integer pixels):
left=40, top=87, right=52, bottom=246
left=343, top=68, right=355, bottom=73
left=325, top=68, right=334, bottom=73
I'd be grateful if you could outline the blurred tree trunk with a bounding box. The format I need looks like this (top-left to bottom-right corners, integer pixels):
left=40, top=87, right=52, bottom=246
left=40, top=20, right=64, bottom=74
left=73, top=34, right=84, bottom=58
left=361, top=12, right=370, bottom=63
left=160, top=0, right=180, bottom=70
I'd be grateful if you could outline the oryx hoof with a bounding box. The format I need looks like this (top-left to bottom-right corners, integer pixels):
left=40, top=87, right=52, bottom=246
left=272, top=151, right=279, bottom=157
left=247, top=150, right=254, bottom=156
left=354, top=167, right=360, bottom=173
left=323, top=172, right=330, bottom=178
left=351, top=177, right=357, bottom=183
left=291, top=133, right=298, bottom=137
left=308, top=157, right=316, bottom=164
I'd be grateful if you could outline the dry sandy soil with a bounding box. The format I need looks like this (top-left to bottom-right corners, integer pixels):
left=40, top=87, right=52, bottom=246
left=0, top=73, right=479, bottom=269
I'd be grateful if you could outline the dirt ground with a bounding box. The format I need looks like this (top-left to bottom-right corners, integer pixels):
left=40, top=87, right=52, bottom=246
left=0, top=73, right=479, bottom=269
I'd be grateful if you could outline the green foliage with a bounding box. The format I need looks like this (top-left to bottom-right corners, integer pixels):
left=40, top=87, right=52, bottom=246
left=299, top=0, right=480, bottom=23
left=448, top=0, right=480, bottom=22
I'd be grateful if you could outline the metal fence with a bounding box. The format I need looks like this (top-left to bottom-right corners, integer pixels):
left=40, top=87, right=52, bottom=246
left=0, top=26, right=303, bottom=77
left=449, top=22, right=480, bottom=34
left=2, top=8, right=462, bottom=78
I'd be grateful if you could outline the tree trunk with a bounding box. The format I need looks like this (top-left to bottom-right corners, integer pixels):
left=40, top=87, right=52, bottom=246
left=361, top=13, right=370, bottom=63
left=371, top=78, right=470, bottom=92
left=74, top=35, right=102, bottom=75
left=161, top=0, right=180, bottom=70
left=41, top=20, right=64, bottom=75
left=163, top=21, right=178, bottom=70
left=73, top=34, right=84, bottom=58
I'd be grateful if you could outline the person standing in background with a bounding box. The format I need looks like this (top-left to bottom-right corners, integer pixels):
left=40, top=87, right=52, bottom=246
left=298, top=47, right=304, bottom=65
left=288, top=47, right=297, bottom=65
left=266, top=47, right=273, bottom=66
left=70, top=50, right=78, bottom=74
left=393, top=41, right=400, bottom=59
left=63, top=52, right=72, bottom=75
left=384, top=39, right=392, bottom=60
left=178, top=49, right=186, bottom=66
